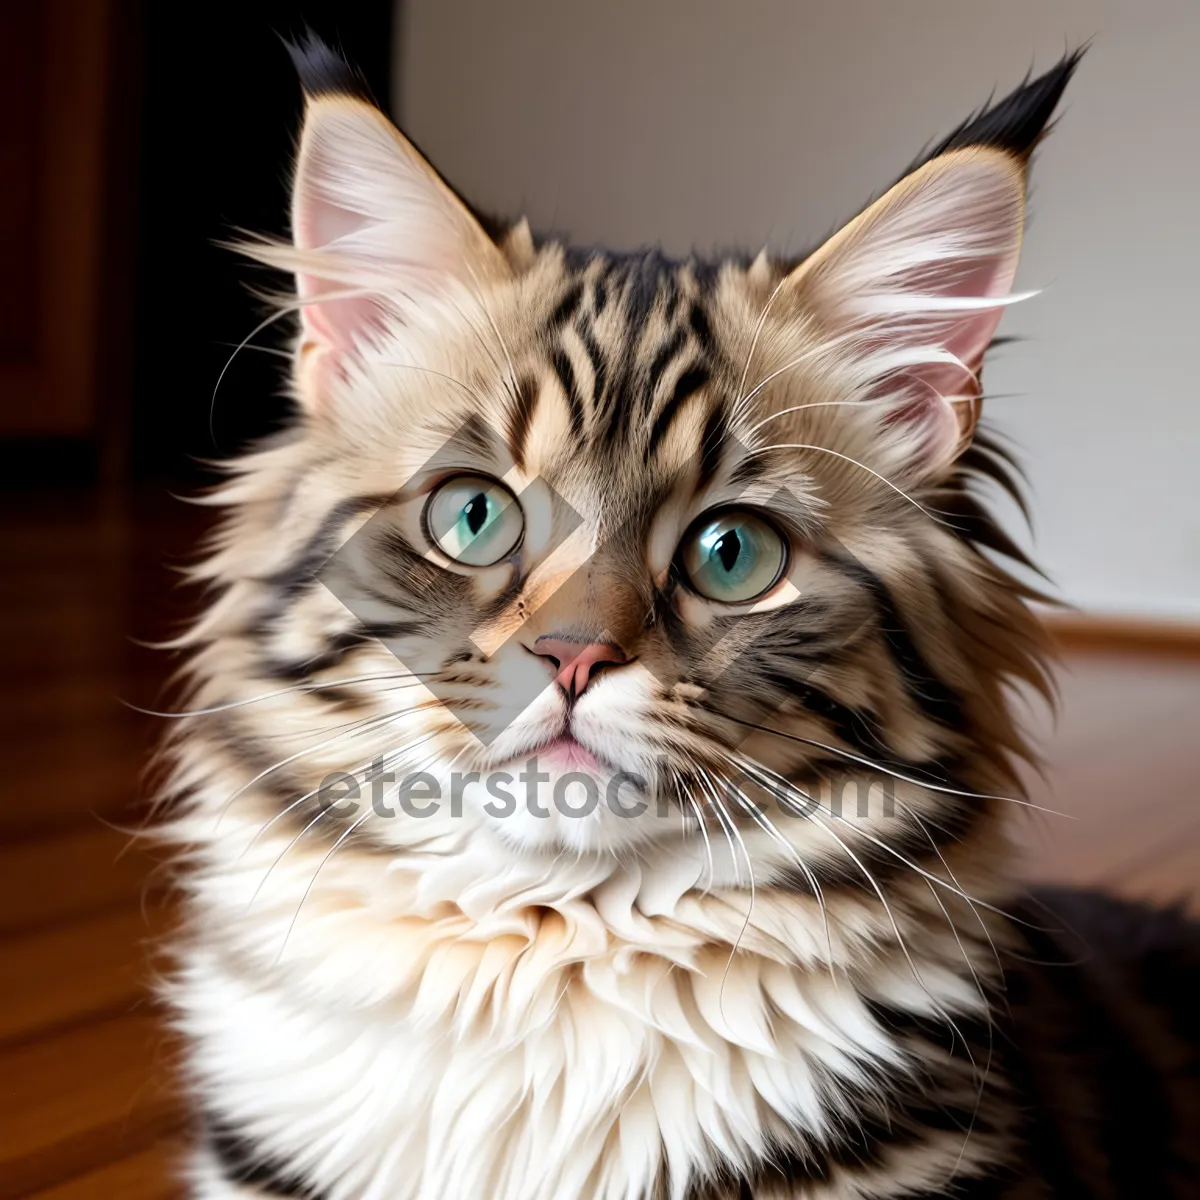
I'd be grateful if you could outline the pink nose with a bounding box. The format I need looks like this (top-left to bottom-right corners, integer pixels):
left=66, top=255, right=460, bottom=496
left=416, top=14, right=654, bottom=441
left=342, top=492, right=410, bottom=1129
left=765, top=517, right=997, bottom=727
left=532, top=636, right=627, bottom=699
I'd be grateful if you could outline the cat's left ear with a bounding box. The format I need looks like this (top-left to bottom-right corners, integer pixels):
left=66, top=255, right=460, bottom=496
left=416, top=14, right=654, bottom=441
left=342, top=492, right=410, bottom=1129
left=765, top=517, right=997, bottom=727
left=784, top=54, right=1080, bottom=471
left=284, top=38, right=506, bottom=367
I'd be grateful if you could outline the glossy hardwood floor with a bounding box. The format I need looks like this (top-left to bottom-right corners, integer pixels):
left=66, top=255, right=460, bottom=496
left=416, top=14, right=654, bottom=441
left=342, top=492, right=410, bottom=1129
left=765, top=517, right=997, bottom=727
left=2, top=484, right=1198, bottom=1197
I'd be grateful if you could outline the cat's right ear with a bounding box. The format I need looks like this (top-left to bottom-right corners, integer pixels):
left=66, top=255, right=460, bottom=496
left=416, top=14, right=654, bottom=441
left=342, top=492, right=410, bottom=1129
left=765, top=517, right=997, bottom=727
left=282, top=38, right=506, bottom=383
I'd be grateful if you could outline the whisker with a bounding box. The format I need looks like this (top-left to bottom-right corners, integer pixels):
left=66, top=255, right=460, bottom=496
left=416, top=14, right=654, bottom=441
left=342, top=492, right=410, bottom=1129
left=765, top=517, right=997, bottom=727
left=241, top=729, right=442, bottom=858
left=676, top=772, right=715, bottom=893
left=715, top=715, right=1065, bottom=820
left=732, top=331, right=859, bottom=422
left=711, top=710, right=1070, bottom=817
left=726, top=752, right=1021, bottom=928
left=275, top=809, right=374, bottom=964
left=131, top=672, right=436, bottom=720
left=219, top=703, right=435, bottom=831
left=734, top=273, right=792, bottom=418
left=729, top=757, right=978, bottom=1075
left=464, top=263, right=521, bottom=407
left=378, top=361, right=494, bottom=409
left=743, top=440, right=944, bottom=524
left=695, top=766, right=759, bottom=1015
left=208, top=282, right=380, bottom=446
left=715, top=769, right=839, bottom=984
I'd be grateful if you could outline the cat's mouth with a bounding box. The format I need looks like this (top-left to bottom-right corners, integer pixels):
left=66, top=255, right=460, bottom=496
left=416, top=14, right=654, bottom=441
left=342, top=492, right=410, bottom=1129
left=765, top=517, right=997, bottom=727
left=530, top=733, right=606, bottom=773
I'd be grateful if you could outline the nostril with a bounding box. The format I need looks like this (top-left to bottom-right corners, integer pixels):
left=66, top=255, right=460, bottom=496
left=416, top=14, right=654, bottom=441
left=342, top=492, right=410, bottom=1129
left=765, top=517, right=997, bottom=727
left=531, top=635, right=628, bottom=699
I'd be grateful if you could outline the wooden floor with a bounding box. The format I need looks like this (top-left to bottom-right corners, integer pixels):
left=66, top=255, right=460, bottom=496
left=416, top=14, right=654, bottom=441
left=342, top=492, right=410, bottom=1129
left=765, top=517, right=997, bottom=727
left=2, top=485, right=1198, bottom=1198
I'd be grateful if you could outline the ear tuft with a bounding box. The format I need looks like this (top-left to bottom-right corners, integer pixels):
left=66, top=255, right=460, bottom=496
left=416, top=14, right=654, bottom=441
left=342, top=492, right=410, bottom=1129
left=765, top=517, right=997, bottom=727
left=283, top=30, right=373, bottom=103
left=780, top=56, right=1081, bottom=473
left=923, top=49, right=1084, bottom=163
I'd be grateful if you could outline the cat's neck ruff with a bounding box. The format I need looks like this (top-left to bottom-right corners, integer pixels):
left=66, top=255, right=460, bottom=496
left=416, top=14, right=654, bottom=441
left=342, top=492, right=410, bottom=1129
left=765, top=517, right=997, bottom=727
left=176, top=769, right=1008, bottom=1200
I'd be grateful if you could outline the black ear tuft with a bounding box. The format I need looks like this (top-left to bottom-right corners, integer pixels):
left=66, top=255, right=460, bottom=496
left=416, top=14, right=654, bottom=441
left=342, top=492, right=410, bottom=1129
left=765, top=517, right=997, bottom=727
left=931, top=49, right=1085, bottom=161
left=283, top=29, right=373, bottom=103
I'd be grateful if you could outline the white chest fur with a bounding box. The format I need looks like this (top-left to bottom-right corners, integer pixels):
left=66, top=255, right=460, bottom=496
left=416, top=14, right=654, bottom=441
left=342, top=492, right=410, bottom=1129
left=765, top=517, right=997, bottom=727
left=177, top=818, right=965, bottom=1200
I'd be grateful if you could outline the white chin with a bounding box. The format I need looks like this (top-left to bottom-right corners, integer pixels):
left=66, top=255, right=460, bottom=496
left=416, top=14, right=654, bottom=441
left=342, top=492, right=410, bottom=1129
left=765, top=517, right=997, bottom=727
left=465, top=762, right=682, bottom=855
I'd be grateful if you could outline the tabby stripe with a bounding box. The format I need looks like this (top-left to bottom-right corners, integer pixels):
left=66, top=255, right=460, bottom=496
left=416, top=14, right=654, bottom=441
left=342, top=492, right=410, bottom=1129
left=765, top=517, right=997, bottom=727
left=257, top=630, right=375, bottom=681
left=697, top=402, right=729, bottom=487
left=577, top=321, right=608, bottom=409
left=687, top=1083, right=989, bottom=1197
left=506, top=374, right=539, bottom=470
left=646, top=328, right=687, bottom=404
left=549, top=345, right=586, bottom=440
left=646, top=365, right=710, bottom=457
left=591, top=273, right=608, bottom=315
left=765, top=672, right=893, bottom=760
left=548, top=281, right=584, bottom=329
left=688, top=302, right=714, bottom=353
left=771, top=796, right=979, bottom=898
left=824, top=555, right=965, bottom=731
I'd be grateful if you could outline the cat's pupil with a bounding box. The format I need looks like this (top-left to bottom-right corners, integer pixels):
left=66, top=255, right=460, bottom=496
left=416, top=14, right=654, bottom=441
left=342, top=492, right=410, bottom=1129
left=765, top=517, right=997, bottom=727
left=714, top=530, right=742, bottom=573
left=464, top=494, right=489, bottom=536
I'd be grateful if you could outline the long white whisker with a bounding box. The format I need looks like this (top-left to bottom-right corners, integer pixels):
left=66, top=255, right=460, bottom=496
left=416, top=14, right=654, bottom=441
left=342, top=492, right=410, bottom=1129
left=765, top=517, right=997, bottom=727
left=464, top=264, right=520, bottom=405
left=677, top=773, right=715, bottom=893
left=727, top=753, right=1025, bottom=939
left=695, top=767, right=759, bottom=1016
left=242, top=729, right=442, bottom=859
left=695, top=767, right=743, bottom=889
left=275, top=809, right=374, bottom=964
left=744, top=441, right=942, bottom=524
left=132, top=672, right=435, bottom=720
left=717, top=769, right=838, bottom=982
left=733, top=327, right=867, bottom=422
left=220, top=704, right=434, bottom=831
left=726, top=713, right=1069, bottom=817
left=734, top=273, right=792, bottom=418
left=732, top=759, right=977, bottom=1073
left=744, top=389, right=990, bottom=439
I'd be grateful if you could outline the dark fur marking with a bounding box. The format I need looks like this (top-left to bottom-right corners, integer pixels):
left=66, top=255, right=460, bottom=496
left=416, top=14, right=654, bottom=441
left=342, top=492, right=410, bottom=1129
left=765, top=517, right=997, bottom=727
left=1002, top=889, right=1200, bottom=1198
left=548, top=282, right=584, bottom=330
left=284, top=31, right=372, bottom=102
left=577, top=321, right=608, bottom=410
left=929, top=52, right=1083, bottom=162
left=506, top=374, right=539, bottom=470
left=207, top=1113, right=323, bottom=1197
left=688, top=302, right=714, bottom=353
left=646, top=329, right=687, bottom=402
left=550, top=346, right=586, bottom=440
left=263, top=495, right=391, bottom=602
left=824, top=554, right=966, bottom=732
left=647, top=366, right=710, bottom=457
left=697, top=403, right=729, bottom=488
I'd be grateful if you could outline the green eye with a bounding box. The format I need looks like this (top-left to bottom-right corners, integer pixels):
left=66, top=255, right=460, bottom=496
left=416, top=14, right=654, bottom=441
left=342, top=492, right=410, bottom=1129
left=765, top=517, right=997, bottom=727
left=680, top=510, right=786, bottom=603
left=425, top=474, right=524, bottom=566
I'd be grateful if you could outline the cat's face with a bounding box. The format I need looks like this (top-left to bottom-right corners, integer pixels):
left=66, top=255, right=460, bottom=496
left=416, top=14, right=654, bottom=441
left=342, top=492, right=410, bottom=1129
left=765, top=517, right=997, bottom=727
left=226, top=66, right=1057, bottom=862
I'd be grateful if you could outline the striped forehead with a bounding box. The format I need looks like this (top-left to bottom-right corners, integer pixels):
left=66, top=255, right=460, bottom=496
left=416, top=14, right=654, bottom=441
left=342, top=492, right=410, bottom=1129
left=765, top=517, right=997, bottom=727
left=506, top=251, right=736, bottom=493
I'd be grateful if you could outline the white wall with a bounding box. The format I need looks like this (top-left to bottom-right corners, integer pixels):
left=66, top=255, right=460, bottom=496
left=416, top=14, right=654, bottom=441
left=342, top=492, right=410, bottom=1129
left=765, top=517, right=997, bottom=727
left=395, top=0, right=1200, bottom=619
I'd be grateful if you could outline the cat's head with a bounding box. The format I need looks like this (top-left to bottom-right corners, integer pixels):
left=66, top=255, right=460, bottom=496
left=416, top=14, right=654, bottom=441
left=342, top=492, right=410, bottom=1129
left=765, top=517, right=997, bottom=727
left=208, top=42, right=1073, bottom=863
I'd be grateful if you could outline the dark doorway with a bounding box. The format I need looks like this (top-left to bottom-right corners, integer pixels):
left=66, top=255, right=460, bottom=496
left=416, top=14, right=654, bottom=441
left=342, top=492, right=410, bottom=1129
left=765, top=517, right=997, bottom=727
left=129, top=2, right=395, bottom=481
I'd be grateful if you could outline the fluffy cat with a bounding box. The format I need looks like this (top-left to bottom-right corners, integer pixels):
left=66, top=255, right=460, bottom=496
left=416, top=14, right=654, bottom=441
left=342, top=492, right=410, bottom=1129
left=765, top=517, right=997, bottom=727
left=164, top=38, right=1200, bottom=1200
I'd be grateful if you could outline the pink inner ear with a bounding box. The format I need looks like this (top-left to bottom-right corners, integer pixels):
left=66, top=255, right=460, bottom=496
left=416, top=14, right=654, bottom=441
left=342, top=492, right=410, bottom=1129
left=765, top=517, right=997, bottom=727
left=938, top=251, right=1020, bottom=370
left=877, top=236, right=1021, bottom=465
left=293, top=194, right=385, bottom=353
left=296, top=277, right=382, bottom=353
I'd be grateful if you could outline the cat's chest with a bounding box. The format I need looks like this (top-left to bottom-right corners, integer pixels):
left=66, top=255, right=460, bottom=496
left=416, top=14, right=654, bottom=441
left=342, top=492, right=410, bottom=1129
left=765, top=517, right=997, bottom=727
left=187, top=927, right=891, bottom=1200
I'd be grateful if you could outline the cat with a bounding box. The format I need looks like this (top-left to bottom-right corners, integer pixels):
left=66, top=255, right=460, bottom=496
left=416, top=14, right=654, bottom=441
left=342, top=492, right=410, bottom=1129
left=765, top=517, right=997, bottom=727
left=163, top=36, right=1200, bottom=1200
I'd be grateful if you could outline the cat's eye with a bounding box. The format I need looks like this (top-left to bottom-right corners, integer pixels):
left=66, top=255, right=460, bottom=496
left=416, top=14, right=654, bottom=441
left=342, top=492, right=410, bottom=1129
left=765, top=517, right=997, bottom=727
left=424, top=474, right=524, bottom=566
left=679, top=509, right=787, bottom=603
